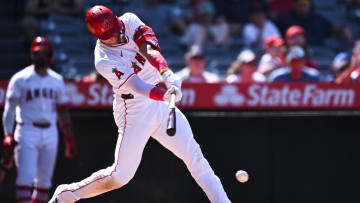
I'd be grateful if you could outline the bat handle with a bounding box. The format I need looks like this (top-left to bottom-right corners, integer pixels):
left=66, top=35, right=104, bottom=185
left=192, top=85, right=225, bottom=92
left=169, top=93, right=176, bottom=108
left=166, top=93, right=176, bottom=136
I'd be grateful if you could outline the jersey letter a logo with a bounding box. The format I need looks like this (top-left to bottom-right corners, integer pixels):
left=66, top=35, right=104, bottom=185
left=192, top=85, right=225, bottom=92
left=112, top=68, right=124, bottom=80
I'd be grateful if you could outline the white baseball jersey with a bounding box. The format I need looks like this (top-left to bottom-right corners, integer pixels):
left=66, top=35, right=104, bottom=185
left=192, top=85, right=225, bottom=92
left=94, top=12, right=162, bottom=97
left=6, top=65, right=68, bottom=127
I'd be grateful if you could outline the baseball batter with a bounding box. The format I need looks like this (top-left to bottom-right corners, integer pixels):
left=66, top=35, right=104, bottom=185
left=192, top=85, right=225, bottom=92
left=49, top=5, right=231, bottom=203
left=2, top=36, right=78, bottom=203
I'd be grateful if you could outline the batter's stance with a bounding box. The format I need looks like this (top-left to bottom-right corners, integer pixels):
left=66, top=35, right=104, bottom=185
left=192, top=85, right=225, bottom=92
left=49, top=5, right=231, bottom=203
left=2, top=36, right=78, bottom=203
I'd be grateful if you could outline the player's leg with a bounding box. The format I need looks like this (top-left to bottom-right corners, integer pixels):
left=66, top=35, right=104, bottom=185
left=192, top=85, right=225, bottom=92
left=33, top=127, right=59, bottom=203
left=49, top=101, right=158, bottom=203
left=152, top=107, right=231, bottom=203
left=14, top=125, right=40, bottom=203
left=49, top=131, right=147, bottom=203
left=51, top=128, right=151, bottom=202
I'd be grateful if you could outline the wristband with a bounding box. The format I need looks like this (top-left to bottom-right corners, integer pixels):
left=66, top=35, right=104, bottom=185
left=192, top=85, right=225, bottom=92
left=150, top=55, right=169, bottom=74
left=149, top=87, right=165, bottom=101
left=159, top=68, right=170, bottom=75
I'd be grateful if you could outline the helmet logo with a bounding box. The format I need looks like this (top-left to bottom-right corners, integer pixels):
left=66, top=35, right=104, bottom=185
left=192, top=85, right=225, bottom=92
left=104, top=19, right=111, bottom=29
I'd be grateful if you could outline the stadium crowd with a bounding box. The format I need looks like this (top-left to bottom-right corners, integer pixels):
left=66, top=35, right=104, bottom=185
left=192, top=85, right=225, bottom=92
left=3, top=0, right=360, bottom=84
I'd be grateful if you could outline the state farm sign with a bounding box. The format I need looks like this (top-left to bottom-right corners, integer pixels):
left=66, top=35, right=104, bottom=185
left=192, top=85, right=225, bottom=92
left=0, top=81, right=359, bottom=109
left=66, top=82, right=113, bottom=107
left=213, top=84, right=355, bottom=108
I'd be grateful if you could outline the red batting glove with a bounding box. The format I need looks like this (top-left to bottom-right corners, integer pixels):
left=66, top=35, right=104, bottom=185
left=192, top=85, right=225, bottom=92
left=64, top=133, right=78, bottom=159
left=2, top=134, right=16, bottom=169
left=3, top=134, right=16, bottom=154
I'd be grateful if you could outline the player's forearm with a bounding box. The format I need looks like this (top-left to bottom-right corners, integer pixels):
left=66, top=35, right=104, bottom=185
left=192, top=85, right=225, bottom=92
left=57, top=107, right=73, bottom=135
left=139, top=43, right=181, bottom=89
left=139, top=43, right=170, bottom=75
left=2, top=99, right=18, bottom=135
left=123, top=74, right=165, bottom=101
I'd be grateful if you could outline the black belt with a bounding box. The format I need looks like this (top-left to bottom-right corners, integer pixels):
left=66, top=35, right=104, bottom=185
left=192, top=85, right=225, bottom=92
left=121, top=93, right=134, bottom=100
left=18, top=122, right=51, bottom=129
left=32, top=122, right=51, bottom=128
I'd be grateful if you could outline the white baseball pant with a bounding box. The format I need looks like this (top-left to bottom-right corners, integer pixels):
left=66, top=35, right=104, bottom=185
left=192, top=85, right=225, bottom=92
left=51, top=97, right=230, bottom=203
left=14, top=123, right=58, bottom=203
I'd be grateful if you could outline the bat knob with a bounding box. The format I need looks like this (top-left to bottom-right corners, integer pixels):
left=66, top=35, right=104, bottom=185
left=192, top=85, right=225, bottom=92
left=166, top=128, right=176, bottom=136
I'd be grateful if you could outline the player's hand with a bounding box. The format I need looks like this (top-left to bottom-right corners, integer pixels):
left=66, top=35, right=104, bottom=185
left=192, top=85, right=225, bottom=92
left=164, top=85, right=182, bottom=103
left=3, top=134, right=16, bottom=155
left=162, top=70, right=182, bottom=89
left=2, top=134, right=16, bottom=169
left=64, top=133, right=78, bottom=159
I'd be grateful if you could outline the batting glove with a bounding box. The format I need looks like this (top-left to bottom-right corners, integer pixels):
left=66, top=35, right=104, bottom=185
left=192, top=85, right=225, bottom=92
left=64, top=133, right=78, bottom=159
left=164, top=85, right=182, bottom=103
left=162, top=70, right=182, bottom=89
left=3, top=134, right=16, bottom=154
left=2, top=134, right=16, bottom=169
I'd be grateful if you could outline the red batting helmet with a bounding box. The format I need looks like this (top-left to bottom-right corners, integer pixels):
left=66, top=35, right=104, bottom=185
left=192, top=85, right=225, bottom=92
left=85, top=5, right=122, bottom=40
left=31, top=36, right=52, bottom=53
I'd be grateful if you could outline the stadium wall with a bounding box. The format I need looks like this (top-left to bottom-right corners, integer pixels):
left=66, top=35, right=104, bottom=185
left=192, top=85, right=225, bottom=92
left=1, top=110, right=360, bottom=203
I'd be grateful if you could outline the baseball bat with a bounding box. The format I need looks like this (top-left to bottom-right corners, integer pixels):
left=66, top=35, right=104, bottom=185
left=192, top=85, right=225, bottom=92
left=166, top=94, right=176, bottom=136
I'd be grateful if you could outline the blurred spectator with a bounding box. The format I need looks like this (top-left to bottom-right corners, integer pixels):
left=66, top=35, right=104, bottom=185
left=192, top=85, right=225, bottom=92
left=22, top=0, right=84, bottom=46
left=268, top=46, right=320, bottom=82
left=175, top=45, right=220, bottom=83
left=326, top=52, right=351, bottom=82
left=285, top=25, right=318, bottom=69
left=257, top=35, right=285, bottom=77
left=243, top=2, right=281, bottom=49
left=275, top=0, right=353, bottom=46
left=180, top=1, right=229, bottom=48
left=226, top=49, right=266, bottom=83
left=122, top=0, right=187, bottom=35
left=334, top=41, right=360, bottom=83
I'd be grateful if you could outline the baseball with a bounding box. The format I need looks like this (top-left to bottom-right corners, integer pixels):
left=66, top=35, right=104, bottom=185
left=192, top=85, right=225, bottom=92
left=235, top=170, right=249, bottom=183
